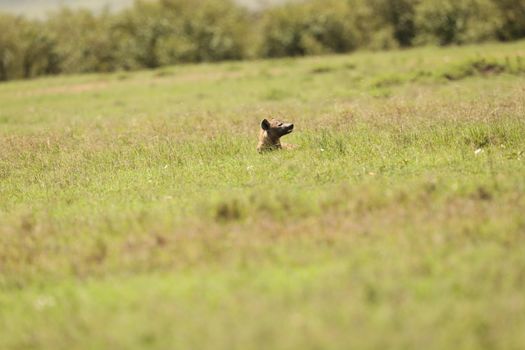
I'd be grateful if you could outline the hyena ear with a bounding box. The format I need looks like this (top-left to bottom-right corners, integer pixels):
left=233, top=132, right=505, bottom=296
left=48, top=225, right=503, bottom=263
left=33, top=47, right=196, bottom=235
left=261, top=119, right=270, bottom=131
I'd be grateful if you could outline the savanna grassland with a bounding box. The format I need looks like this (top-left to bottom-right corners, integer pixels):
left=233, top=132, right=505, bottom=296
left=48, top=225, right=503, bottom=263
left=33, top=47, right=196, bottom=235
left=1, top=41, right=525, bottom=349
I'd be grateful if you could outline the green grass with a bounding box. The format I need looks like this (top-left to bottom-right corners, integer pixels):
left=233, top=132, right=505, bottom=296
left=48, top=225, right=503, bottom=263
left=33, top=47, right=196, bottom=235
left=1, top=41, right=525, bottom=349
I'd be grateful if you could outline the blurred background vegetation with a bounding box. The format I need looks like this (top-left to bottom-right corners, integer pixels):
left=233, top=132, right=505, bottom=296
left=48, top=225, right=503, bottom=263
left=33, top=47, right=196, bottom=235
left=0, top=0, right=524, bottom=81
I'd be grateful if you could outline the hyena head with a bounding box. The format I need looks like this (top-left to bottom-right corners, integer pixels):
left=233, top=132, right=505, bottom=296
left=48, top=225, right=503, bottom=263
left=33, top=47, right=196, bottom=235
left=261, top=118, right=294, bottom=139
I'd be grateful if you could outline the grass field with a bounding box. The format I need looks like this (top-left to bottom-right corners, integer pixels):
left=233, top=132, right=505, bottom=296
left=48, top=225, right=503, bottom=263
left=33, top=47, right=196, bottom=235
left=1, top=41, right=525, bottom=349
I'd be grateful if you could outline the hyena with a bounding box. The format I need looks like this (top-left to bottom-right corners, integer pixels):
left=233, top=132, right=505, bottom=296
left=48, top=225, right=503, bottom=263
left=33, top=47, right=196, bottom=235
left=257, top=118, right=295, bottom=153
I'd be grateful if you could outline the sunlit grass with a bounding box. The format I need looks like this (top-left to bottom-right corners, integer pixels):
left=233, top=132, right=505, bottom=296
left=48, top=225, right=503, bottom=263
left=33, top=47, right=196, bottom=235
left=0, top=41, right=524, bottom=349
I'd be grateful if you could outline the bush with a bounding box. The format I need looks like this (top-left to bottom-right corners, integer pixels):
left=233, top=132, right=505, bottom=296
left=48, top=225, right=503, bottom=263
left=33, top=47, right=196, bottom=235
left=492, top=0, right=525, bottom=40
left=0, top=14, right=23, bottom=81
left=22, top=24, right=60, bottom=78
left=259, top=0, right=362, bottom=57
left=0, top=14, right=60, bottom=80
left=415, top=0, right=502, bottom=45
left=47, top=8, right=118, bottom=73
left=367, top=0, right=418, bottom=47
left=111, top=2, right=171, bottom=69
left=112, top=0, right=250, bottom=67
left=169, top=0, right=250, bottom=62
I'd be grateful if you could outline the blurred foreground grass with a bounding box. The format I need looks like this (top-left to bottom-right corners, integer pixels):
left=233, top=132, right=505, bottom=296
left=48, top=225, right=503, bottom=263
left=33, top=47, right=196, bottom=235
left=1, top=41, right=525, bottom=349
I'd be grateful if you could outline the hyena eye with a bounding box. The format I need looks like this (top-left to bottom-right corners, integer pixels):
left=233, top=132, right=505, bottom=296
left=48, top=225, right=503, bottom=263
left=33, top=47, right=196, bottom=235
left=279, top=123, right=283, bottom=126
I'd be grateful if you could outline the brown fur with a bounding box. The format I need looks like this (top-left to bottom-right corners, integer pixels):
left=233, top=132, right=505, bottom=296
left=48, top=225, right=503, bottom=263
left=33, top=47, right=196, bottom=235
left=257, top=118, right=295, bottom=153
